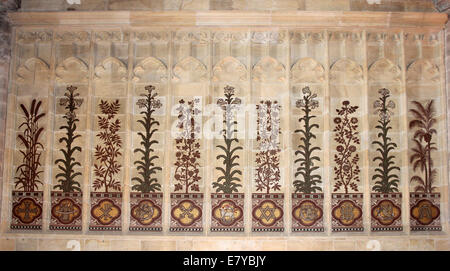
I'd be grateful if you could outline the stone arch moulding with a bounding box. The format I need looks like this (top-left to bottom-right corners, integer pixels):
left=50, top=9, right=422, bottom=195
left=329, top=58, right=363, bottom=84
left=252, top=56, right=286, bottom=83
left=132, top=57, right=168, bottom=83
left=406, top=59, right=440, bottom=84
left=94, top=56, right=128, bottom=82
left=290, top=57, right=325, bottom=83
left=16, top=57, right=50, bottom=86
left=212, top=56, right=248, bottom=82
left=172, top=56, right=208, bottom=83
left=368, top=58, right=402, bottom=83
left=55, top=57, right=89, bottom=83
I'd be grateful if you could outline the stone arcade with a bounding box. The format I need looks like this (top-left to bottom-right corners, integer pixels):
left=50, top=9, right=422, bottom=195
left=0, top=0, right=449, bottom=251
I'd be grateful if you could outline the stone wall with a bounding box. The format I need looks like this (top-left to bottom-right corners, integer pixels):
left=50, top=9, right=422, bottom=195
left=0, top=1, right=449, bottom=251
left=20, top=0, right=437, bottom=12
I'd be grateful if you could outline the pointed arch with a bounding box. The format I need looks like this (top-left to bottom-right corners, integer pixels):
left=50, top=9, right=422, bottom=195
left=330, top=58, right=363, bottom=84
left=133, top=57, right=167, bottom=83
left=94, top=57, right=127, bottom=82
left=212, top=56, right=248, bottom=82
left=56, top=57, right=89, bottom=83
left=368, top=58, right=401, bottom=83
left=406, top=59, right=440, bottom=84
left=252, top=56, right=286, bottom=83
left=16, top=57, right=50, bottom=85
left=290, top=57, right=325, bottom=83
left=172, top=56, right=207, bottom=83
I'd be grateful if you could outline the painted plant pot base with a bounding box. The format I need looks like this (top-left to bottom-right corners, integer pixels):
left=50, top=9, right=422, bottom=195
left=50, top=191, right=82, bottom=231
left=292, top=193, right=324, bottom=232
left=211, top=193, right=244, bottom=232
left=89, top=192, right=122, bottom=231
left=129, top=192, right=163, bottom=231
left=252, top=193, right=284, bottom=232
left=409, top=193, right=441, bottom=231
left=11, top=191, right=43, bottom=230
left=170, top=193, right=203, bottom=232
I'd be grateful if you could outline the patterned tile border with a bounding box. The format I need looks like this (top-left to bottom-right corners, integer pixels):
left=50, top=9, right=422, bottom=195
left=292, top=193, right=324, bottom=232
left=89, top=192, right=122, bottom=231
left=129, top=192, right=163, bottom=231
left=252, top=193, right=284, bottom=232
left=50, top=191, right=82, bottom=231
left=211, top=193, right=244, bottom=232
left=331, top=193, right=364, bottom=232
left=11, top=191, right=43, bottom=230
left=410, top=193, right=441, bottom=232
left=170, top=193, right=203, bottom=232
left=370, top=193, right=402, bottom=232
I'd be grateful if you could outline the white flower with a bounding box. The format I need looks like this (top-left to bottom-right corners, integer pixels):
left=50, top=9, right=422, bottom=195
left=373, top=100, right=382, bottom=108
left=387, top=100, right=395, bottom=109
left=302, top=86, right=311, bottom=95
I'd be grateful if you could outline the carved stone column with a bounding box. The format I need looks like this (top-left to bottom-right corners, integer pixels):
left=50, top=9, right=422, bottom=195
left=0, top=0, right=20, bottom=223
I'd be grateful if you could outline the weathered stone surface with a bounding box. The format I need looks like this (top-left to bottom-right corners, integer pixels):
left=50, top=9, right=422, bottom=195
left=17, top=0, right=439, bottom=11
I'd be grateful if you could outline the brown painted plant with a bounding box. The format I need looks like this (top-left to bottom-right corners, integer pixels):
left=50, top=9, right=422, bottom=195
left=93, top=100, right=122, bottom=192
left=409, top=100, right=438, bottom=193
left=173, top=98, right=202, bottom=194
left=15, top=99, right=46, bottom=192
left=255, top=100, right=281, bottom=194
left=333, top=100, right=360, bottom=193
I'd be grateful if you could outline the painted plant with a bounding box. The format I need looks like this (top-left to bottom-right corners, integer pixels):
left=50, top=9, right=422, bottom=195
left=132, top=85, right=162, bottom=193
left=293, top=86, right=322, bottom=194
left=409, top=100, right=438, bottom=193
left=54, top=86, right=83, bottom=193
left=15, top=99, right=46, bottom=192
left=173, top=98, right=202, bottom=194
left=93, top=100, right=122, bottom=192
left=333, top=100, right=360, bottom=193
left=255, top=100, right=281, bottom=194
left=371, top=88, right=400, bottom=193
left=213, top=86, right=243, bottom=194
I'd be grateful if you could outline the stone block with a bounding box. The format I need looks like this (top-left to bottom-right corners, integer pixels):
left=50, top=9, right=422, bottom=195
left=142, top=240, right=177, bottom=251
left=84, top=239, right=111, bottom=251
left=110, top=240, right=141, bottom=251
left=109, top=0, right=162, bottom=10
left=38, top=239, right=84, bottom=251
left=0, top=238, right=15, bottom=251
left=333, top=240, right=357, bottom=251
left=435, top=239, right=450, bottom=251
left=16, top=238, right=38, bottom=251
left=349, top=0, right=405, bottom=12
left=287, top=240, right=333, bottom=251
left=65, top=0, right=107, bottom=11
left=21, top=0, right=65, bottom=11
left=305, top=0, right=350, bottom=11
left=409, top=239, right=435, bottom=251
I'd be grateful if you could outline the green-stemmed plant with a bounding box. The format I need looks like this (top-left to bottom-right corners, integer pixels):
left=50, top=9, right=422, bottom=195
left=15, top=99, right=46, bottom=192
left=293, top=86, right=322, bottom=194
left=54, top=86, right=83, bottom=193
left=212, top=85, right=243, bottom=194
left=371, top=88, right=400, bottom=193
left=132, top=85, right=162, bottom=193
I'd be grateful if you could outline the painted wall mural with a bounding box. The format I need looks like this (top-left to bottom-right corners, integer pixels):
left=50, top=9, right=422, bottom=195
left=130, top=85, right=163, bottom=231
left=211, top=85, right=244, bottom=232
left=11, top=99, right=46, bottom=230
left=252, top=100, right=284, bottom=232
left=292, top=86, right=324, bottom=232
left=170, top=97, right=203, bottom=232
left=6, top=29, right=446, bottom=235
left=51, top=86, right=83, bottom=231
